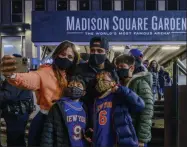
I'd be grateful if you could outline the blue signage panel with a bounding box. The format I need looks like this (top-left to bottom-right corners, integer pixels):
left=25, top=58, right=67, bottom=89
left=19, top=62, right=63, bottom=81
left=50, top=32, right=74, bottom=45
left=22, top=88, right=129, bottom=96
left=32, top=11, right=187, bottom=42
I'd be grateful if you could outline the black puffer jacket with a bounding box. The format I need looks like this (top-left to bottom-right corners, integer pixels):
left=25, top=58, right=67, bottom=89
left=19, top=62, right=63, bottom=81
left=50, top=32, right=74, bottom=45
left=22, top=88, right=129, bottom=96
left=41, top=100, right=88, bottom=147
left=41, top=102, right=70, bottom=147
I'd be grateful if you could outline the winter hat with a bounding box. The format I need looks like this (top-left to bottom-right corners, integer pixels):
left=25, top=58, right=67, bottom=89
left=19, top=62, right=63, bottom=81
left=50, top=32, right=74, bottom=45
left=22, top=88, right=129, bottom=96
left=129, top=49, right=143, bottom=58
left=90, top=37, right=109, bottom=50
left=12, top=54, right=22, bottom=57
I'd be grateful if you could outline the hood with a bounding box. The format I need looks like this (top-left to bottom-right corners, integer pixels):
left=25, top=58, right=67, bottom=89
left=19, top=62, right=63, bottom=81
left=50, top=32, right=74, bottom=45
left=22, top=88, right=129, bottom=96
left=126, top=71, right=153, bottom=87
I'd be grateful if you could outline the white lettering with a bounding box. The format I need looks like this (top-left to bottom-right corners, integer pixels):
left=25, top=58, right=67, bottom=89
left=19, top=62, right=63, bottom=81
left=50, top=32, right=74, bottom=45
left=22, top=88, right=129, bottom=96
left=170, top=18, right=175, bottom=30
left=67, top=16, right=186, bottom=32
left=66, top=16, right=74, bottom=31
left=152, top=16, right=157, bottom=30
left=181, top=18, right=186, bottom=30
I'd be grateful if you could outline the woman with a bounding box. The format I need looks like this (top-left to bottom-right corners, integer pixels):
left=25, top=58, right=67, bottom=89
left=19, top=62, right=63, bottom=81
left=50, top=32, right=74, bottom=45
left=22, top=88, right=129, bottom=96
left=1, top=40, right=79, bottom=146
left=148, top=60, right=160, bottom=102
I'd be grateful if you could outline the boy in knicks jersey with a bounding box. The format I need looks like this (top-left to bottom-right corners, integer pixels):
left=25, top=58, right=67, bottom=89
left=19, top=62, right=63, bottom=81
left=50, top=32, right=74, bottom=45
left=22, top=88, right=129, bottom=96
left=41, top=76, right=88, bottom=147
left=91, top=71, right=145, bottom=147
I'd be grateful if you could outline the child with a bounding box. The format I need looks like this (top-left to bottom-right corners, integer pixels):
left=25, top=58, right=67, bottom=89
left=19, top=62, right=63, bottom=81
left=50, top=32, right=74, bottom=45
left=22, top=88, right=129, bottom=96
left=41, top=76, right=87, bottom=147
left=115, top=54, right=154, bottom=147
left=89, top=71, right=145, bottom=147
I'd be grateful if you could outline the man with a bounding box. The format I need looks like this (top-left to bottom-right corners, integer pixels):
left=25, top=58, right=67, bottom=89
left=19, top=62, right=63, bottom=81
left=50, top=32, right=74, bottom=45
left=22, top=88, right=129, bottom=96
left=129, top=49, right=147, bottom=74
left=115, top=54, right=154, bottom=147
left=158, top=66, right=172, bottom=100
left=143, top=60, right=149, bottom=69
left=75, top=36, right=118, bottom=128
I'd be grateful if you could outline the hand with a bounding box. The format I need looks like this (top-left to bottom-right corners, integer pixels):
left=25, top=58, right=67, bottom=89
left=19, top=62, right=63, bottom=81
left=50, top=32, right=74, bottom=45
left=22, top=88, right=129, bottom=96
left=84, top=128, right=93, bottom=143
left=111, top=85, right=119, bottom=93
left=0, top=55, right=17, bottom=77
left=138, top=142, right=144, bottom=147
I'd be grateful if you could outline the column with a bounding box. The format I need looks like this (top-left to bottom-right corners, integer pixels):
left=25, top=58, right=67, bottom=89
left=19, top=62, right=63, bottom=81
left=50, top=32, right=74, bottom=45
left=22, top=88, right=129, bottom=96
left=25, top=0, right=33, bottom=58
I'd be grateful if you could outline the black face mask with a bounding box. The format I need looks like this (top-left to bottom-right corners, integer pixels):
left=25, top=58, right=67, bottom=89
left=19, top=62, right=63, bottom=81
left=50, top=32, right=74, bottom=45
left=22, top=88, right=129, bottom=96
left=117, top=68, right=130, bottom=79
left=89, top=54, right=106, bottom=66
left=66, top=87, right=84, bottom=100
left=54, top=57, right=73, bottom=70
left=135, top=58, right=142, bottom=69
left=81, top=53, right=90, bottom=61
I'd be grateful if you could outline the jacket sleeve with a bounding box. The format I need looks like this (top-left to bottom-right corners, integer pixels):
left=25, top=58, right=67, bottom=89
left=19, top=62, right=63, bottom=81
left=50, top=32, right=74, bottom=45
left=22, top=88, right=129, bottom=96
left=7, top=71, right=41, bottom=91
left=116, top=86, right=145, bottom=112
left=136, top=80, right=154, bottom=143
left=41, top=105, right=56, bottom=147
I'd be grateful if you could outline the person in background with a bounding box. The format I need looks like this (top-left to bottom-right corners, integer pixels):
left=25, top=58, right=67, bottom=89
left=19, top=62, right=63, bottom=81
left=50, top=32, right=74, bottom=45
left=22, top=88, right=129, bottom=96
left=75, top=36, right=119, bottom=130
left=41, top=76, right=88, bottom=147
left=129, top=49, right=147, bottom=74
left=79, top=53, right=90, bottom=64
left=115, top=54, right=154, bottom=147
left=0, top=41, right=79, bottom=146
left=148, top=60, right=160, bottom=102
left=143, top=60, right=149, bottom=69
left=0, top=54, right=34, bottom=147
left=85, top=71, right=144, bottom=147
left=158, top=66, right=172, bottom=100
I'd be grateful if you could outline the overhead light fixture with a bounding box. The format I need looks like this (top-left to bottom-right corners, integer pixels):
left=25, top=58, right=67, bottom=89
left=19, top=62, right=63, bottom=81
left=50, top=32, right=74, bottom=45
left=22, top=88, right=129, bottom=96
left=76, top=46, right=80, bottom=51
left=18, top=27, right=22, bottom=31
left=4, top=45, right=13, bottom=47
left=161, top=45, right=180, bottom=50
left=112, top=46, right=125, bottom=51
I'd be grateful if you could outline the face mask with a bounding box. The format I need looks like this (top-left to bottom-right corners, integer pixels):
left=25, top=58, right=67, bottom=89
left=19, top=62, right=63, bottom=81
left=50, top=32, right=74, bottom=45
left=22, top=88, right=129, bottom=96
left=89, top=54, right=106, bottom=66
left=54, top=57, right=73, bottom=70
left=117, top=68, right=129, bottom=79
left=135, top=58, right=142, bottom=69
left=95, top=80, right=111, bottom=94
left=66, top=87, right=84, bottom=100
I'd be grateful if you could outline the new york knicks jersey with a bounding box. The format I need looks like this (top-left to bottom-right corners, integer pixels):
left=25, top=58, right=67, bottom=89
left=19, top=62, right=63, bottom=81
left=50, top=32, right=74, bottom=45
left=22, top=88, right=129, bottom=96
left=62, top=97, right=86, bottom=147
left=94, top=94, right=115, bottom=147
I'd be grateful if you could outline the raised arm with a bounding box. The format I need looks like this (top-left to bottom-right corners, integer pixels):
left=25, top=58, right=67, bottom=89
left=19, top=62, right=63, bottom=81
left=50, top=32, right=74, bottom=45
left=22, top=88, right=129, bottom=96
left=1, top=55, right=40, bottom=91
left=115, top=85, right=145, bottom=112
left=7, top=71, right=40, bottom=91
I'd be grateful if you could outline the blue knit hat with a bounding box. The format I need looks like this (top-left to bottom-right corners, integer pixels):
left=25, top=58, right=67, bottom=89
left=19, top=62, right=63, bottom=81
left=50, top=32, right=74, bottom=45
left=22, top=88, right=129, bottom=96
left=129, top=49, right=143, bottom=58
left=12, top=54, right=22, bottom=57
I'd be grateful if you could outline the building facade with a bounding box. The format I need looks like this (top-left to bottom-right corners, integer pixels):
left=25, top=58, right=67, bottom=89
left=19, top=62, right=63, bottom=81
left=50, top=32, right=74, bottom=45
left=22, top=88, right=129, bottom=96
left=0, top=0, right=186, bottom=60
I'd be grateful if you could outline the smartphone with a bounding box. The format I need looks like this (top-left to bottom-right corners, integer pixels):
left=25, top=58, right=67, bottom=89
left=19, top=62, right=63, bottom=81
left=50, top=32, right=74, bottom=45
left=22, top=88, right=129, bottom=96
left=14, top=57, right=30, bottom=73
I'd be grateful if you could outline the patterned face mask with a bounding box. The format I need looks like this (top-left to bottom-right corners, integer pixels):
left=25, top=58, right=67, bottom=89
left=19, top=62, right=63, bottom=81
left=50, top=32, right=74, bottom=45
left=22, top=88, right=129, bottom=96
left=95, top=79, right=112, bottom=94
left=65, top=87, right=84, bottom=100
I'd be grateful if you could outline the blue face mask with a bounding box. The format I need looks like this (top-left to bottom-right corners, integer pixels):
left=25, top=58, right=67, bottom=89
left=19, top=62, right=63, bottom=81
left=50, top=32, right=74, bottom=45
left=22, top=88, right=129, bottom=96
left=117, top=68, right=130, bottom=79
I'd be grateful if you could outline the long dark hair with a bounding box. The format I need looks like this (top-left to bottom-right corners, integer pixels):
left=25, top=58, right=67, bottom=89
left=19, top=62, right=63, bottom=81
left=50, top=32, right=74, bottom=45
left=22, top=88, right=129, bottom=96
left=52, top=41, right=79, bottom=90
left=148, top=60, right=159, bottom=72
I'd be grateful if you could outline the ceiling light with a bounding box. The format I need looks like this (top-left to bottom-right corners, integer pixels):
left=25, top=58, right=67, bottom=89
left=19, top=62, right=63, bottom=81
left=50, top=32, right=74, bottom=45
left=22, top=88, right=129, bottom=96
left=4, top=45, right=13, bottom=47
left=112, top=46, right=125, bottom=51
left=18, top=27, right=22, bottom=31
left=76, top=46, right=80, bottom=51
left=161, top=45, right=180, bottom=50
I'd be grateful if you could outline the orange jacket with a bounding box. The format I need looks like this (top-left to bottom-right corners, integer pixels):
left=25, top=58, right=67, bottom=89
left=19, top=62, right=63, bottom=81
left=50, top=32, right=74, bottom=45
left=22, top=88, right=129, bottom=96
left=8, top=65, right=67, bottom=110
